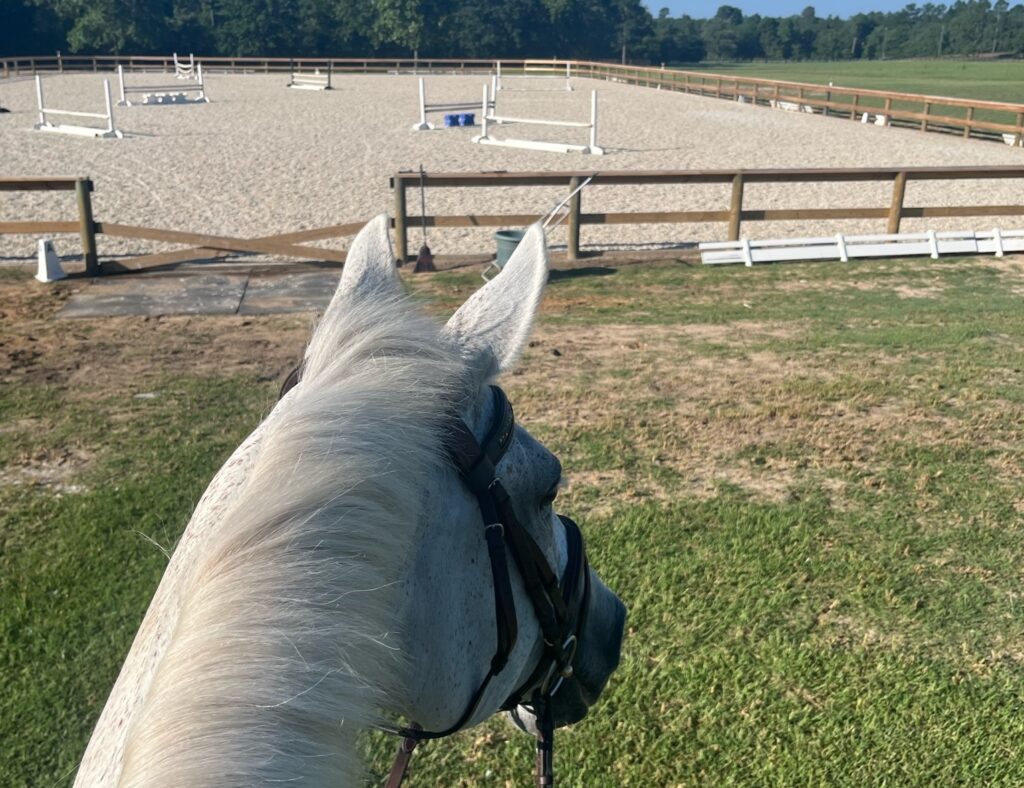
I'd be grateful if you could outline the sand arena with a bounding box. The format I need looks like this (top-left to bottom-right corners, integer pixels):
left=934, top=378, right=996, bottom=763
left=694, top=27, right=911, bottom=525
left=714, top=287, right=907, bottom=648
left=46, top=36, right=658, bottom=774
left=2, top=71, right=1023, bottom=262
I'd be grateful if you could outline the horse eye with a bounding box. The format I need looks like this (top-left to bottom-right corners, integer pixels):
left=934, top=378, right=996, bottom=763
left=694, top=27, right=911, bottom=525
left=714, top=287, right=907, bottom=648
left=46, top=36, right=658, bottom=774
left=540, top=479, right=561, bottom=507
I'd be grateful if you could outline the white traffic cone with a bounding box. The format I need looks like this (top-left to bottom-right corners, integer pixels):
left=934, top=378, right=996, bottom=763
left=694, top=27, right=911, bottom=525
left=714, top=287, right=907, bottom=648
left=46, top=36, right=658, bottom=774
left=35, top=239, right=66, bottom=282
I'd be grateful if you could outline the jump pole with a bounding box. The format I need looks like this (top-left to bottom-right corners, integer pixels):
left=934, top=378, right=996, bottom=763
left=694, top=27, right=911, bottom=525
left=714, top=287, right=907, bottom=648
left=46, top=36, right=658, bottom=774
left=414, top=78, right=433, bottom=130
left=118, top=63, right=208, bottom=106
left=173, top=52, right=195, bottom=79
left=412, top=76, right=497, bottom=131
left=34, top=75, right=123, bottom=138
left=473, top=87, right=603, bottom=154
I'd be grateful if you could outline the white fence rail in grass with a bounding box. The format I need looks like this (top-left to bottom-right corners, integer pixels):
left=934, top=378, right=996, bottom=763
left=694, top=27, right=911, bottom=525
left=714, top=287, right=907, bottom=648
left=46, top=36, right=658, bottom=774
left=496, top=60, right=571, bottom=92
left=472, top=88, right=604, bottom=155
left=700, top=229, right=1024, bottom=267
left=117, top=64, right=209, bottom=106
left=411, top=76, right=496, bottom=131
left=33, top=75, right=123, bottom=138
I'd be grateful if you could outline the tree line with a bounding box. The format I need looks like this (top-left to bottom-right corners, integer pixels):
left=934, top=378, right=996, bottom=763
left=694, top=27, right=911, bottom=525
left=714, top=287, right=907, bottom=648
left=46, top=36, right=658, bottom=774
left=3, top=0, right=1023, bottom=62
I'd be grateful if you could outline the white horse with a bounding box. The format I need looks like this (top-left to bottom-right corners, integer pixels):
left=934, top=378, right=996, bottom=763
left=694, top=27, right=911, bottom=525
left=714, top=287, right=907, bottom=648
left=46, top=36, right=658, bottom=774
left=73, top=215, right=626, bottom=787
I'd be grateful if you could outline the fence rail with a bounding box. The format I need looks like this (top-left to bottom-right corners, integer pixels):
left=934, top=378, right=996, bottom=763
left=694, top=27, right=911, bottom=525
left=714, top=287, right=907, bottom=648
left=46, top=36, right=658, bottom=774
left=6, top=167, right=1024, bottom=274
left=390, top=166, right=1024, bottom=262
left=0, top=175, right=365, bottom=274
left=5, top=54, right=1024, bottom=144
left=0, top=177, right=98, bottom=273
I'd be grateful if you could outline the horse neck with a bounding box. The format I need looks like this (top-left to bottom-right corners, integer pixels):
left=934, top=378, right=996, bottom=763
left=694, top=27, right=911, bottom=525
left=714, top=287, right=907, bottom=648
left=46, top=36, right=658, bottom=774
left=74, top=420, right=274, bottom=787
left=76, top=294, right=468, bottom=787
left=112, top=503, right=398, bottom=787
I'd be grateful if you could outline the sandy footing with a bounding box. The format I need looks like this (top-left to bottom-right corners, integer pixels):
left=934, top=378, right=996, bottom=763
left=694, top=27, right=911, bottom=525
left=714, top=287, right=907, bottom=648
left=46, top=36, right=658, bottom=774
left=1, top=72, right=1022, bottom=262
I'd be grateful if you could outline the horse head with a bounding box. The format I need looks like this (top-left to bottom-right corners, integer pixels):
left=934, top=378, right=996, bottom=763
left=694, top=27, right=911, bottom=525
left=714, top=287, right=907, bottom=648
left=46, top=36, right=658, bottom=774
left=76, top=215, right=624, bottom=787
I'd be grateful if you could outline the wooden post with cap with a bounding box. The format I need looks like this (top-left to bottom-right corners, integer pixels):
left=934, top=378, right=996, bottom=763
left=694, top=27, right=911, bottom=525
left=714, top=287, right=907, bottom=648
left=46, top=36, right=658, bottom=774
left=728, top=173, right=744, bottom=241
left=887, top=171, right=907, bottom=234
left=75, top=178, right=99, bottom=276
left=567, top=176, right=582, bottom=261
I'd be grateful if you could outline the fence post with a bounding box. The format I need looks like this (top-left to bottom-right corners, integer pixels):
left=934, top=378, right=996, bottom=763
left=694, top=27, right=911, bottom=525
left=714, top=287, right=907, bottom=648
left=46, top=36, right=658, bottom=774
left=887, top=171, right=907, bottom=234
left=567, top=176, right=582, bottom=261
left=57, top=50, right=63, bottom=73
left=393, top=176, right=408, bottom=264
left=728, top=173, right=744, bottom=241
left=963, top=106, right=974, bottom=139
left=76, top=178, right=99, bottom=276
left=849, top=93, right=859, bottom=120
left=921, top=102, right=931, bottom=132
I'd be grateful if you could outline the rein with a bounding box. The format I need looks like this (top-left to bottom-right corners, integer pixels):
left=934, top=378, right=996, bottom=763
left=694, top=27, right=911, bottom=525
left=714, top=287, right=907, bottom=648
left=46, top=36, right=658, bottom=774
left=279, top=369, right=588, bottom=787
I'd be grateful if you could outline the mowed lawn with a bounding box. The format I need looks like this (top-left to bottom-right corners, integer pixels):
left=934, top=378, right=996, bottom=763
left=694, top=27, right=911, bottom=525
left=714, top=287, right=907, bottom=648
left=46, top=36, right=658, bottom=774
left=695, top=59, right=1024, bottom=106
left=4, top=253, right=1024, bottom=786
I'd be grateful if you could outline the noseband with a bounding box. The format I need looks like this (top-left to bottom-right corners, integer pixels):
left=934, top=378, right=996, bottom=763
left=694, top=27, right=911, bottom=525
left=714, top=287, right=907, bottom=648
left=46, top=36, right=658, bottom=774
left=280, top=370, right=589, bottom=786
left=384, top=385, right=591, bottom=788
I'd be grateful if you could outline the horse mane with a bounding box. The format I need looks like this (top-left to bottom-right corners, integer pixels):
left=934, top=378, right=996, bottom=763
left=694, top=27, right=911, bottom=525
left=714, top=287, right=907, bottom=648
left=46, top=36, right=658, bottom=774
left=119, top=290, right=468, bottom=787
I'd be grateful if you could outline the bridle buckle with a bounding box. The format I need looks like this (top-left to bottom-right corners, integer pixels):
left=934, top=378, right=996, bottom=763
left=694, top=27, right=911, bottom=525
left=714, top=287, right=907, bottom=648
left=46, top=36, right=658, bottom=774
left=540, top=634, right=579, bottom=696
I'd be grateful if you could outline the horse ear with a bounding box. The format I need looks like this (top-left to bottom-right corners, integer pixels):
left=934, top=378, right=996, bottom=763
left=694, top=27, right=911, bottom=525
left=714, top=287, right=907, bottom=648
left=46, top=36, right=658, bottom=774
left=443, top=222, right=548, bottom=375
left=333, top=214, right=401, bottom=301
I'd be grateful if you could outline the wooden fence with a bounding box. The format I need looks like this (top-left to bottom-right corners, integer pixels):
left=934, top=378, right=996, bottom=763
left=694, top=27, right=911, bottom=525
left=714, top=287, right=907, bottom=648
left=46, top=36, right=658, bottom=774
left=574, top=62, right=1024, bottom=144
left=0, top=176, right=363, bottom=274
left=390, top=165, right=1024, bottom=262
left=4, top=54, right=1024, bottom=144
left=0, top=177, right=98, bottom=273
left=6, top=166, right=1024, bottom=274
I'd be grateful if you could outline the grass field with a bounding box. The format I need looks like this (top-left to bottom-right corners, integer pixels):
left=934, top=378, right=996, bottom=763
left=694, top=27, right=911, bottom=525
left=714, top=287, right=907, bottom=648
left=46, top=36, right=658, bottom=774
left=695, top=60, right=1024, bottom=106
left=4, top=253, right=1024, bottom=785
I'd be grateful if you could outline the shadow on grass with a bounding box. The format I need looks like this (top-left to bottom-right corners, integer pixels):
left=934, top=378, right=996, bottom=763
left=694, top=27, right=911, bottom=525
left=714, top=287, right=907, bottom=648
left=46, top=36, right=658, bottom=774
left=549, top=266, right=618, bottom=282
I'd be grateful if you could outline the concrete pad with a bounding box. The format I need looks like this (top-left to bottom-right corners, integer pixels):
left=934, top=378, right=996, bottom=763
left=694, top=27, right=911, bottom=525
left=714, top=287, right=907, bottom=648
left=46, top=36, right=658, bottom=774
left=58, top=274, right=248, bottom=318
left=238, top=272, right=338, bottom=315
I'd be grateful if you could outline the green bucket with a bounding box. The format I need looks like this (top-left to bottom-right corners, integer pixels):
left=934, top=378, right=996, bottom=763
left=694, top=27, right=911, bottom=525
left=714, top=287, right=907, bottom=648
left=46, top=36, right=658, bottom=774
left=494, top=229, right=526, bottom=268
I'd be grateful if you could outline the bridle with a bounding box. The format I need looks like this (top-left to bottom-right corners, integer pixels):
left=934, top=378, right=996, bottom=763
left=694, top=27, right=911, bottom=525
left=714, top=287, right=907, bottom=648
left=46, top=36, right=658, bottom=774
left=279, top=371, right=590, bottom=787
left=381, top=384, right=591, bottom=787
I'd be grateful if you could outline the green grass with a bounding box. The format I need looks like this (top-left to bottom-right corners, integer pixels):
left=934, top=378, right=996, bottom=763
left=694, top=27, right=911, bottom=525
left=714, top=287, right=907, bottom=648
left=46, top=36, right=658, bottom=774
left=5, top=255, right=1024, bottom=785
left=679, top=60, right=1024, bottom=128
left=694, top=60, right=1024, bottom=105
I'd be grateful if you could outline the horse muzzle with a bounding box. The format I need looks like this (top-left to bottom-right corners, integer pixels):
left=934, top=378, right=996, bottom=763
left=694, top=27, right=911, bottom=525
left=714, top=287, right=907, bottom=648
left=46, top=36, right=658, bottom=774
left=509, top=569, right=626, bottom=732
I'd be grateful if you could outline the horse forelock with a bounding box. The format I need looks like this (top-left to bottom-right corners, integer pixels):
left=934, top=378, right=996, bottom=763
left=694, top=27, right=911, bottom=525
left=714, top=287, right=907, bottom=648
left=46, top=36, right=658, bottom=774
left=116, top=290, right=467, bottom=787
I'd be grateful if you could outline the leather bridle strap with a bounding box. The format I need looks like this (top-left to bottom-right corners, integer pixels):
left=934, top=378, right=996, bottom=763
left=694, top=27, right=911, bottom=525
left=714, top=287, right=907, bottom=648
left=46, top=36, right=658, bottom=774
left=382, top=386, right=587, bottom=787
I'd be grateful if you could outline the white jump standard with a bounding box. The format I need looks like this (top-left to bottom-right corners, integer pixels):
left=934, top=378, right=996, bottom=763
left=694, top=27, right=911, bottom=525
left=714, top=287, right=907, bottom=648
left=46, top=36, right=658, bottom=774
left=33, top=75, right=123, bottom=139
left=472, top=88, right=604, bottom=155
left=117, top=64, right=209, bottom=106
left=288, top=62, right=333, bottom=90
left=173, top=52, right=196, bottom=79
left=496, top=61, right=572, bottom=92
left=411, top=76, right=496, bottom=131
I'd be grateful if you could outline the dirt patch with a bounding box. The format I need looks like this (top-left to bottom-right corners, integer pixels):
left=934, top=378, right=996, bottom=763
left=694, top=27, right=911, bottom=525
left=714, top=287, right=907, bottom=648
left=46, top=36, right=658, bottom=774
left=1, top=445, right=93, bottom=494
left=676, top=320, right=806, bottom=346
left=0, top=274, right=310, bottom=391
left=773, top=278, right=883, bottom=294
left=508, top=317, right=1022, bottom=507
left=894, top=284, right=945, bottom=299
left=3, top=266, right=1016, bottom=509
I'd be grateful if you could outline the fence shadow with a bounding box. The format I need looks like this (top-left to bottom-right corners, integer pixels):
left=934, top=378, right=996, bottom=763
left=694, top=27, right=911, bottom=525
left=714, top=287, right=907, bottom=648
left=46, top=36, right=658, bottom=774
left=548, top=266, right=616, bottom=282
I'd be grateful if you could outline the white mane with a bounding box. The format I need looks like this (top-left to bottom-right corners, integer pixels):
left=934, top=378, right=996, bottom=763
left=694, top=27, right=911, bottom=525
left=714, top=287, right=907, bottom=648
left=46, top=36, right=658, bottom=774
left=119, top=291, right=467, bottom=787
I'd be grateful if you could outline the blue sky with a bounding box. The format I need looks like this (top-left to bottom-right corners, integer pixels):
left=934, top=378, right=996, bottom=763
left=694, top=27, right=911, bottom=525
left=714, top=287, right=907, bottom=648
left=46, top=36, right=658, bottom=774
left=647, top=0, right=909, bottom=19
